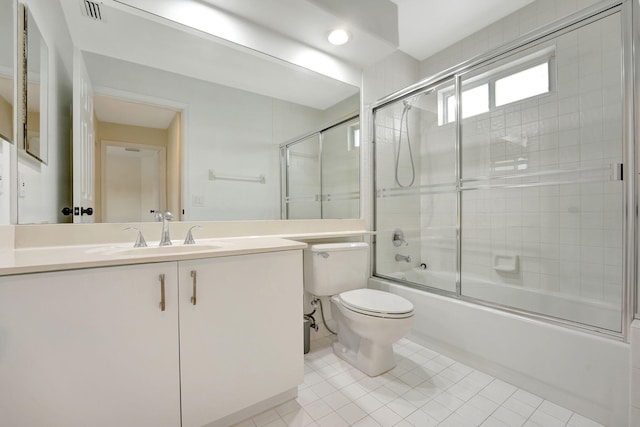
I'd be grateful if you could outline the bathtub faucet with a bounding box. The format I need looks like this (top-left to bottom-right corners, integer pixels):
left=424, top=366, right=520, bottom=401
left=395, top=254, right=411, bottom=263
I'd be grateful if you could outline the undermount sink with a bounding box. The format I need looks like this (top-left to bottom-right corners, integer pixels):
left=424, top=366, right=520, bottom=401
left=117, top=244, right=221, bottom=256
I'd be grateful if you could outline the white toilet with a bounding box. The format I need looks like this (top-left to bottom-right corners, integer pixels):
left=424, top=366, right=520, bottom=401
left=303, top=242, right=414, bottom=376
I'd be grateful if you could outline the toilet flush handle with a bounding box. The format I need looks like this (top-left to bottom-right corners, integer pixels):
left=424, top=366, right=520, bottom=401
left=316, top=252, right=330, bottom=259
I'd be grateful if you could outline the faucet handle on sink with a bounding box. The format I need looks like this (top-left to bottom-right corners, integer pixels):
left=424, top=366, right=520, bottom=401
left=124, top=227, right=148, bottom=248
left=184, top=225, right=202, bottom=245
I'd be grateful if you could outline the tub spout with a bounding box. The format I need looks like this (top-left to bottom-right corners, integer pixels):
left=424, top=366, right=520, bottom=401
left=395, top=254, right=411, bottom=263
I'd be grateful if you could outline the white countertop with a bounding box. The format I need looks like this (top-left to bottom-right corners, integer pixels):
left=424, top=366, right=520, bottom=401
left=0, top=236, right=308, bottom=276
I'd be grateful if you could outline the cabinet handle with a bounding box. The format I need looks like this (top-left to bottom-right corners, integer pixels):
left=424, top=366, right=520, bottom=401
left=159, top=274, right=166, bottom=312
left=190, top=270, right=197, bottom=305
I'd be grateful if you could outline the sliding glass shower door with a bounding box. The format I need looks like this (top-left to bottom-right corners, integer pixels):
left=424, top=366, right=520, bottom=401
left=373, top=9, right=625, bottom=333
left=459, top=13, right=623, bottom=331
left=374, top=80, right=458, bottom=293
left=282, top=116, right=360, bottom=219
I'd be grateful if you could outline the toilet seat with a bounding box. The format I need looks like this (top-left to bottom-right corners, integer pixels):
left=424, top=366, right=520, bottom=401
left=337, top=289, right=414, bottom=319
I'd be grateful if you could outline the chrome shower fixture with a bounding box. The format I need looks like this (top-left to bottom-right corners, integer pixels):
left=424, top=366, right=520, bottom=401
left=392, top=228, right=408, bottom=247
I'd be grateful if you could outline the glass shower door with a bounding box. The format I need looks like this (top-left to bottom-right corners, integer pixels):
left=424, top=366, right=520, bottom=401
left=374, top=80, right=458, bottom=293
left=321, top=117, right=360, bottom=219
left=283, top=134, right=321, bottom=219
left=459, top=13, right=624, bottom=332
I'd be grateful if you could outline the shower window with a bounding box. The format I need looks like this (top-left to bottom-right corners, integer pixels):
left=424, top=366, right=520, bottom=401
left=281, top=116, right=360, bottom=219
left=373, top=10, right=626, bottom=334
left=439, top=47, right=554, bottom=125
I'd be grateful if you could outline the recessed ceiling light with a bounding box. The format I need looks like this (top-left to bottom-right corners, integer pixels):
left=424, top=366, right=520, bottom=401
left=328, top=29, right=350, bottom=46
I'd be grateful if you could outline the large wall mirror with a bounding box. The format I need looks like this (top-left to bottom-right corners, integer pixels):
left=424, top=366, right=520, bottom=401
left=15, top=0, right=360, bottom=224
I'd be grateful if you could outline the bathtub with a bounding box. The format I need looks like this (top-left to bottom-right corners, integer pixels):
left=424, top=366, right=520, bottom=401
left=369, top=274, right=629, bottom=426
left=387, top=268, right=620, bottom=331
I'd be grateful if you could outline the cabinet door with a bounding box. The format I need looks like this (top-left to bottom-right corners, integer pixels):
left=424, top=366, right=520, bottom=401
left=179, top=251, right=303, bottom=427
left=0, top=263, right=181, bottom=427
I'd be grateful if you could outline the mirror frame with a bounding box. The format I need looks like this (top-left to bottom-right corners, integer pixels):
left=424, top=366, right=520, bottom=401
left=22, top=4, right=48, bottom=164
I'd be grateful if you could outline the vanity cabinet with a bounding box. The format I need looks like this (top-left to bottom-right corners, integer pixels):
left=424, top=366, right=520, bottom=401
left=179, top=250, right=303, bottom=427
left=0, top=262, right=182, bottom=427
left=0, top=250, right=303, bottom=427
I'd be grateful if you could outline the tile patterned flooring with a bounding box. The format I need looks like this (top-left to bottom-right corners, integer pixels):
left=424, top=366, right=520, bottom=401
left=233, top=336, right=605, bottom=427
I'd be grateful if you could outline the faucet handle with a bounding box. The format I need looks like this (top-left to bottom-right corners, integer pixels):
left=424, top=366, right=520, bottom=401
left=124, top=227, right=148, bottom=248
left=184, top=225, right=202, bottom=245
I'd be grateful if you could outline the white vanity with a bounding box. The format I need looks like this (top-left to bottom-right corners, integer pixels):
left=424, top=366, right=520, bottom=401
left=0, top=236, right=307, bottom=427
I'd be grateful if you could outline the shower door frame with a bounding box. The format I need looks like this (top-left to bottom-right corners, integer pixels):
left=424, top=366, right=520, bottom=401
left=280, top=113, right=360, bottom=220
left=371, top=0, right=636, bottom=341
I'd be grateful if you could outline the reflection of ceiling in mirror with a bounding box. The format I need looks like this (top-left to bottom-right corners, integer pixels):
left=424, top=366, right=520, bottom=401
left=94, top=96, right=178, bottom=129
left=59, top=0, right=358, bottom=110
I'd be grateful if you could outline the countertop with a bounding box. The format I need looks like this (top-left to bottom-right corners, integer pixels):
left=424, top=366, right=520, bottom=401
left=0, top=236, right=308, bottom=276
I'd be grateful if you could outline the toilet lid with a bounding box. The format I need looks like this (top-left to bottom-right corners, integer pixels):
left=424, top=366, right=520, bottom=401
left=339, top=289, right=414, bottom=318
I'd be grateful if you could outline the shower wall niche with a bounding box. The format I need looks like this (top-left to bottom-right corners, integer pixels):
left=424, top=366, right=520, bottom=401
left=373, top=9, right=626, bottom=334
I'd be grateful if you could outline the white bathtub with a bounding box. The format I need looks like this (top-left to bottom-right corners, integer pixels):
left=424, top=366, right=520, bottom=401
left=369, top=275, right=629, bottom=426
left=387, top=268, right=620, bottom=332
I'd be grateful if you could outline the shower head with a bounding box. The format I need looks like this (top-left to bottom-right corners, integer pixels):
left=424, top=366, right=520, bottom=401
left=402, top=99, right=413, bottom=111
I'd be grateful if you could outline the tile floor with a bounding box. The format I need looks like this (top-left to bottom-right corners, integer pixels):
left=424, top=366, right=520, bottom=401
left=234, top=336, right=605, bottom=427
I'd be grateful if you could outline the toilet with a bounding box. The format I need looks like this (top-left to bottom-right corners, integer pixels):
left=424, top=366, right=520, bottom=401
left=303, top=242, right=414, bottom=376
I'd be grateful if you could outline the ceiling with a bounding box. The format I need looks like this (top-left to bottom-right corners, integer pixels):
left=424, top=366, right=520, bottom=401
left=391, top=0, right=535, bottom=60
left=196, top=0, right=535, bottom=64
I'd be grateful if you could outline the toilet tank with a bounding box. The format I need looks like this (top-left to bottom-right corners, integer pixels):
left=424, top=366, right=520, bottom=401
left=303, top=242, right=369, bottom=296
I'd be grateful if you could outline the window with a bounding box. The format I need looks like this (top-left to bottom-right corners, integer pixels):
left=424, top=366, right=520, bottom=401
left=495, top=62, right=549, bottom=106
left=347, top=122, right=360, bottom=151
left=443, top=84, right=490, bottom=124
left=439, top=48, right=554, bottom=125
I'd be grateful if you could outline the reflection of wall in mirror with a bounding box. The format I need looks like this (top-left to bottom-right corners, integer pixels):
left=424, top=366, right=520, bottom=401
left=85, top=53, right=358, bottom=221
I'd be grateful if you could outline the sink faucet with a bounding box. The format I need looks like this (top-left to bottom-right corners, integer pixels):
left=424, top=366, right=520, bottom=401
left=154, top=210, right=173, bottom=246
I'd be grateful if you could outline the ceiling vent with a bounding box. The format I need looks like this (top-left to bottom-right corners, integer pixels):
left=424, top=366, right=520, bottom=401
left=81, top=0, right=104, bottom=21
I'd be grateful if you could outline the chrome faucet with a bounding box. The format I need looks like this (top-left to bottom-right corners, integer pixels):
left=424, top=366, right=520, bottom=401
left=184, top=225, right=202, bottom=245
left=395, top=254, right=411, bottom=263
left=124, top=227, right=147, bottom=248
left=154, top=210, right=173, bottom=246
